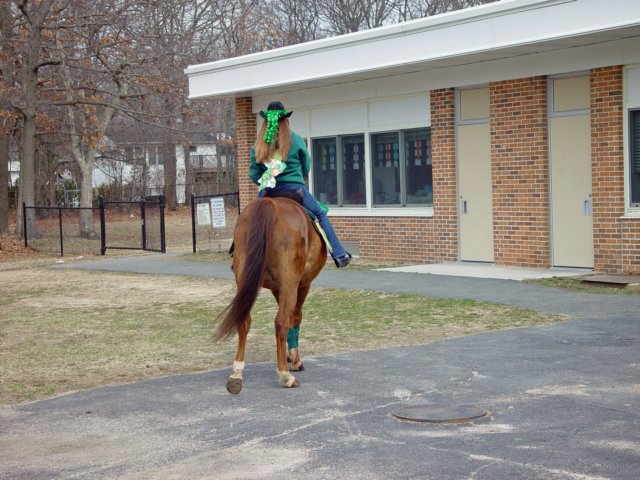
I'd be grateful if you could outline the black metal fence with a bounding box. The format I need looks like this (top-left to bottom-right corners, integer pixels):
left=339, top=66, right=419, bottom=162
left=190, top=192, right=240, bottom=253
left=23, top=196, right=166, bottom=257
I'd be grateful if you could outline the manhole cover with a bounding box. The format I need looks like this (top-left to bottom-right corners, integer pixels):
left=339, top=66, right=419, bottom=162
left=390, top=404, right=489, bottom=424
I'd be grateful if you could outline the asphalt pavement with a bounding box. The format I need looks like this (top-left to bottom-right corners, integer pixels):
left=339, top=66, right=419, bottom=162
left=1, top=254, right=639, bottom=479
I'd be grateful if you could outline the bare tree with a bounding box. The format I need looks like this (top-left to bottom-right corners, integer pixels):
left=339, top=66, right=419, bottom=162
left=0, top=0, right=16, bottom=235
left=271, top=0, right=322, bottom=46
left=397, top=0, right=498, bottom=20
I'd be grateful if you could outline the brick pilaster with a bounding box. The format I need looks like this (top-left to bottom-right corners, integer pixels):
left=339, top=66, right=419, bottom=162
left=490, top=77, right=550, bottom=267
left=430, top=88, right=459, bottom=262
left=235, top=97, right=257, bottom=210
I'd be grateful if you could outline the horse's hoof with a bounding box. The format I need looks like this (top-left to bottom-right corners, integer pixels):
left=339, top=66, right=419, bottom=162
left=291, top=363, right=305, bottom=372
left=226, top=377, right=243, bottom=394
left=284, top=378, right=300, bottom=388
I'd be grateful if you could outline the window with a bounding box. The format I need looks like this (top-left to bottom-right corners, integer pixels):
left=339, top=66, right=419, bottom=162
left=312, top=137, right=337, bottom=205
left=631, top=109, right=640, bottom=207
left=372, top=128, right=432, bottom=207
left=311, top=128, right=432, bottom=208
left=312, top=134, right=366, bottom=206
left=404, top=129, right=433, bottom=205
left=150, top=146, right=161, bottom=165
left=341, top=135, right=366, bottom=205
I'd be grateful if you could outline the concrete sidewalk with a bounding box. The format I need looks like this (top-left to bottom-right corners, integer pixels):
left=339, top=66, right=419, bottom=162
left=1, top=254, right=638, bottom=479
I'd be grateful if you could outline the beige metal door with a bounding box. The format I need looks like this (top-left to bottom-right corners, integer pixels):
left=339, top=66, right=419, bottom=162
left=550, top=114, right=593, bottom=267
left=458, top=122, right=494, bottom=262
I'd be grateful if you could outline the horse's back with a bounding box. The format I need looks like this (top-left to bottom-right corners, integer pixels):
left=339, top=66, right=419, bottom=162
left=233, top=198, right=326, bottom=289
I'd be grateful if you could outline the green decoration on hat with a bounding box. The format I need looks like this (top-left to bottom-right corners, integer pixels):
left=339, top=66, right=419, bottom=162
left=263, top=109, right=289, bottom=144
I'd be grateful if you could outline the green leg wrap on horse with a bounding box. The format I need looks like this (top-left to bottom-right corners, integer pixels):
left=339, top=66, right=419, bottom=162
left=287, top=325, right=300, bottom=349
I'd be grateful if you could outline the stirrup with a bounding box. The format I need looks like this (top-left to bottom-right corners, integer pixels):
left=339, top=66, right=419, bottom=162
left=333, top=252, right=352, bottom=268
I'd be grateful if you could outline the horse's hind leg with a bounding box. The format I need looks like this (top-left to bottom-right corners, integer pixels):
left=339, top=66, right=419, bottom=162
left=288, top=285, right=310, bottom=372
left=274, top=289, right=300, bottom=388
left=226, top=314, right=252, bottom=394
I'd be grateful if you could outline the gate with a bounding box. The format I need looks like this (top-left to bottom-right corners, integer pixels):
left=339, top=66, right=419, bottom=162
left=99, top=196, right=166, bottom=255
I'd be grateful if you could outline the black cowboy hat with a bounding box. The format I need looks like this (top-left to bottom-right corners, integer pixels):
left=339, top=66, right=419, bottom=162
left=259, top=101, right=293, bottom=119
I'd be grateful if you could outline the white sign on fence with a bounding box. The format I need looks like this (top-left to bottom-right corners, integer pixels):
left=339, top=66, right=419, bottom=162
left=210, top=197, right=226, bottom=228
left=196, top=203, right=211, bottom=226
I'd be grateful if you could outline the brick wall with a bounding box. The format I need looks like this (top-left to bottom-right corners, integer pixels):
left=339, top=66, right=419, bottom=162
left=331, top=216, right=435, bottom=262
left=490, top=77, right=550, bottom=267
left=235, top=97, right=257, bottom=210
left=591, top=66, right=625, bottom=273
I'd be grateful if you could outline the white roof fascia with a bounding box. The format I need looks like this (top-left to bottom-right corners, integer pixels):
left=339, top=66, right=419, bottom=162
left=186, top=0, right=640, bottom=100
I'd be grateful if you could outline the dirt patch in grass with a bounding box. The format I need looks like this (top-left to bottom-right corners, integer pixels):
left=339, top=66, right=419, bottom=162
left=1, top=263, right=568, bottom=405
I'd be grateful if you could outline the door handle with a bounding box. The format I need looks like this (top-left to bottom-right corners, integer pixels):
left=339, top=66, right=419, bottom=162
left=462, top=199, right=468, bottom=214
left=583, top=198, right=592, bottom=216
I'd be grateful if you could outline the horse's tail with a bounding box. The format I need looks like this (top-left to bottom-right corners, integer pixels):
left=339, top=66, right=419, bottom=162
left=214, top=199, right=275, bottom=341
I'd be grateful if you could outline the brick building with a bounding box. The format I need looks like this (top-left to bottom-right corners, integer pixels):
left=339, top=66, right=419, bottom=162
left=186, top=0, right=640, bottom=274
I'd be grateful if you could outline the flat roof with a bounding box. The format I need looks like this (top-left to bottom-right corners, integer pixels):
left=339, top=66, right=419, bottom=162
left=186, top=0, right=640, bottom=100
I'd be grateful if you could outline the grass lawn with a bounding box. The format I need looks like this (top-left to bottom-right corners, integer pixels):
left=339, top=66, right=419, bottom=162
left=0, top=263, right=569, bottom=404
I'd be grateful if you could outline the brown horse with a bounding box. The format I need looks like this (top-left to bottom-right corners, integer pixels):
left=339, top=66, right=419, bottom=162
left=214, top=196, right=327, bottom=394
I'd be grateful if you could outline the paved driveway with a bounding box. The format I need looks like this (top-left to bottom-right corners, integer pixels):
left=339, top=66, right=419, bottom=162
left=2, top=255, right=639, bottom=479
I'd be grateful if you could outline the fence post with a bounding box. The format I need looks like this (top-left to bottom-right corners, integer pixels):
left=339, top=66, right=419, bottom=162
left=159, top=195, right=166, bottom=254
left=99, top=195, right=106, bottom=255
left=140, top=198, right=146, bottom=250
left=22, top=202, right=27, bottom=247
left=191, top=193, right=197, bottom=253
left=58, top=207, right=64, bottom=257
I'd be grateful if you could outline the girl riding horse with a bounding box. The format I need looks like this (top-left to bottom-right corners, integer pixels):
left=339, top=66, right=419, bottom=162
left=249, top=101, right=352, bottom=268
left=214, top=101, right=350, bottom=393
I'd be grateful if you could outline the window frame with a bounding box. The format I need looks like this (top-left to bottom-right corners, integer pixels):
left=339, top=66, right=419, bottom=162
left=624, top=64, right=640, bottom=216
left=309, top=126, right=432, bottom=213
left=629, top=107, right=640, bottom=209
left=369, top=127, right=433, bottom=208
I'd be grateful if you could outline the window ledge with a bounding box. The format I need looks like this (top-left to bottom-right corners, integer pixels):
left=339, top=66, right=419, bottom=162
left=328, top=207, right=434, bottom=217
left=621, top=210, right=640, bottom=219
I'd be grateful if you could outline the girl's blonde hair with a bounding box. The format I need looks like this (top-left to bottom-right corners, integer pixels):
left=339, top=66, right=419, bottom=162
left=254, top=117, right=292, bottom=164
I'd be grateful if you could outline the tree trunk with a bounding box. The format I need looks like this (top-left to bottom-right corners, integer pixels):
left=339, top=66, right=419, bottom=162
left=35, top=147, right=56, bottom=207
left=17, top=113, right=37, bottom=239
left=163, top=143, right=177, bottom=211
left=183, top=143, right=193, bottom=205
left=0, top=133, right=9, bottom=235
left=78, top=153, right=97, bottom=238
left=15, top=0, right=55, bottom=239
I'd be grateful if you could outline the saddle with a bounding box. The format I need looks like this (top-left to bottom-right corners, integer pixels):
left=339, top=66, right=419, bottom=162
left=263, top=188, right=304, bottom=206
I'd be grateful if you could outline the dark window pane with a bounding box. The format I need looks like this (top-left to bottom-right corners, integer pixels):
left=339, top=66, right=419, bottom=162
left=631, top=109, right=640, bottom=206
left=312, top=138, right=338, bottom=205
left=405, top=129, right=433, bottom=205
left=372, top=132, right=400, bottom=206
left=342, top=135, right=366, bottom=205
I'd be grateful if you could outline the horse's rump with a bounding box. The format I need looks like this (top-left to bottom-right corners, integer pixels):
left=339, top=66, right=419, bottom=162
left=214, top=197, right=326, bottom=341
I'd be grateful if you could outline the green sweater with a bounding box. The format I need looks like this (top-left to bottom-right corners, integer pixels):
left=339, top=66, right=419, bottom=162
left=249, top=132, right=310, bottom=186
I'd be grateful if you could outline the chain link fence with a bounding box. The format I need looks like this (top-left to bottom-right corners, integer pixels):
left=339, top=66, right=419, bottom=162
left=23, top=197, right=165, bottom=256
left=21, top=206, right=102, bottom=256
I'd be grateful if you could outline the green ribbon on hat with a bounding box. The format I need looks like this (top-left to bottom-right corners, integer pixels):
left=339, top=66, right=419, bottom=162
left=263, top=109, right=289, bottom=144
